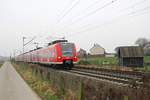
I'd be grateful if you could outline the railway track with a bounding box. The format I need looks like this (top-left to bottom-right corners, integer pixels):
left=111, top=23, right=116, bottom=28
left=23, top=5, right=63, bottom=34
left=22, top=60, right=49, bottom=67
left=69, top=69, right=130, bottom=85
left=75, top=66, right=148, bottom=77
left=23, top=63, right=150, bottom=85
left=65, top=66, right=150, bottom=85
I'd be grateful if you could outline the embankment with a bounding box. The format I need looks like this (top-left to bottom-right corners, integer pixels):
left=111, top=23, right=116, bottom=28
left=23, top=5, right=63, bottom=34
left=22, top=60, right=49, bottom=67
left=13, top=62, right=150, bottom=100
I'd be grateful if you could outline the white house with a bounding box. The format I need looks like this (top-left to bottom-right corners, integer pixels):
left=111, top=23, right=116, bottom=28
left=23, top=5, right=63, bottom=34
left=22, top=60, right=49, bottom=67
left=90, top=44, right=105, bottom=55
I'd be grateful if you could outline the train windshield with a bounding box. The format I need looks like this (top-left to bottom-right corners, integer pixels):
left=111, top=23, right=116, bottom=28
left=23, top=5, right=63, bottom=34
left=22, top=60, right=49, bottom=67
left=60, top=43, right=74, bottom=56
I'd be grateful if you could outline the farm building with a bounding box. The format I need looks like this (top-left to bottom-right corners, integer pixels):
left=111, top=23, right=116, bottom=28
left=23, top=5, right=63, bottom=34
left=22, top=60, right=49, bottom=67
left=90, top=43, right=105, bottom=56
left=117, top=46, right=144, bottom=67
left=77, top=48, right=87, bottom=58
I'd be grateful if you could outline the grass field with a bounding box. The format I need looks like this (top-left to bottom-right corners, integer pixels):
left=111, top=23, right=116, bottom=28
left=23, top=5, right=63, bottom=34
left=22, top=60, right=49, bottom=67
left=135, top=66, right=150, bottom=72
left=144, top=56, right=150, bottom=63
left=78, top=56, right=150, bottom=72
left=78, top=57, right=118, bottom=66
left=78, top=56, right=150, bottom=66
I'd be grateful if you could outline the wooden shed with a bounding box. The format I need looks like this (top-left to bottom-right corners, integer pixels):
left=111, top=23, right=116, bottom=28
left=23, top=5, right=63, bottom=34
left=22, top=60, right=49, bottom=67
left=117, top=46, right=144, bottom=67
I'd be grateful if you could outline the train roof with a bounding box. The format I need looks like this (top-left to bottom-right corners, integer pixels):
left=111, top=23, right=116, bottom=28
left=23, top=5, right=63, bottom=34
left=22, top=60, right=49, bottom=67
left=17, top=40, right=70, bottom=56
left=48, top=40, right=68, bottom=46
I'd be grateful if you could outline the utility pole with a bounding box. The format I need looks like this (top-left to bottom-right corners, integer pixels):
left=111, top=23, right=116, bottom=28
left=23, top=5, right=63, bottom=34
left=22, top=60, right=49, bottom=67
left=22, top=36, right=36, bottom=53
left=23, top=36, right=26, bottom=61
left=10, top=53, right=12, bottom=61
left=23, top=36, right=26, bottom=54
left=13, top=50, right=15, bottom=59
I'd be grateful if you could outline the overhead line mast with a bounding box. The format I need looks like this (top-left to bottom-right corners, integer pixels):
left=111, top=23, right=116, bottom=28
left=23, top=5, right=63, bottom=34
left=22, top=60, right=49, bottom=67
left=23, top=36, right=26, bottom=54
left=22, top=36, right=36, bottom=60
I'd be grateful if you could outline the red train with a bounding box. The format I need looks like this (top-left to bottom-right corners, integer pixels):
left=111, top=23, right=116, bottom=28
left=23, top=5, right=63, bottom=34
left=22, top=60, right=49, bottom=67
left=15, top=40, right=77, bottom=68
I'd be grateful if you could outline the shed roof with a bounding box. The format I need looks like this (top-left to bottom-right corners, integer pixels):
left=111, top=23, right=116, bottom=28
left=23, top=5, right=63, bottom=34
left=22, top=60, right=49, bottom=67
left=117, top=46, right=144, bottom=57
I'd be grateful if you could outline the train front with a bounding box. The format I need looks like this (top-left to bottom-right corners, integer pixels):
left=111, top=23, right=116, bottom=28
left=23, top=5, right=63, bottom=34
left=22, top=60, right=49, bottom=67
left=57, top=42, right=77, bottom=68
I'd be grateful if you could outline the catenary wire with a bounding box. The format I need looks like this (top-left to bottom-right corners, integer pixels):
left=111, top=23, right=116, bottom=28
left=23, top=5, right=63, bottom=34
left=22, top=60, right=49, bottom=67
left=54, top=0, right=118, bottom=35
left=120, top=0, right=148, bottom=12
left=66, top=6, right=150, bottom=38
left=57, top=0, right=80, bottom=23
left=56, top=0, right=149, bottom=36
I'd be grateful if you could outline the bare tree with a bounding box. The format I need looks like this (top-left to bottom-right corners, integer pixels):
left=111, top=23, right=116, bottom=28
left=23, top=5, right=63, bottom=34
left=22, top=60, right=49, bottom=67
left=135, top=38, right=149, bottom=47
left=135, top=38, right=150, bottom=56
left=144, top=44, right=150, bottom=56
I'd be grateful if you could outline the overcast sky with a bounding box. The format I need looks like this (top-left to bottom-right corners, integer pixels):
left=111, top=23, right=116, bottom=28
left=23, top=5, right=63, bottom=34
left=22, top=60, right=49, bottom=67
left=0, top=0, right=150, bottom=56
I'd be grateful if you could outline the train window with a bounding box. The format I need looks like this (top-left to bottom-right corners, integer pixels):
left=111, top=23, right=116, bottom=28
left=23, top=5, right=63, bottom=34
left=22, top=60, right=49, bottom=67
left=60, top=43, right=74, bottom=56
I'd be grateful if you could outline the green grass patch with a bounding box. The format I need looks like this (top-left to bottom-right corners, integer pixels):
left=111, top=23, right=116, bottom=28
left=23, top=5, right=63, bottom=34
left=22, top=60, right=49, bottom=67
left=135, top=66, right=150, bottom=72
left=124, top=96, right=129, bottom=100
left=0, top=62, right=4, bottom=68
left=78, top=57, right=118, bottom=66
left=78, top=56, right=150, bottom=66
left=12, top=62, right=60, bottom=100
left=144, top=56, right=150, bottom=63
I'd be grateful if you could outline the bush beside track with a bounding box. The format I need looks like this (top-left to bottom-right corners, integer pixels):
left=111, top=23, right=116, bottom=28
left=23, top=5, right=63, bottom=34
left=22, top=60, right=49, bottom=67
left=12, top=62, right=60, bottom=100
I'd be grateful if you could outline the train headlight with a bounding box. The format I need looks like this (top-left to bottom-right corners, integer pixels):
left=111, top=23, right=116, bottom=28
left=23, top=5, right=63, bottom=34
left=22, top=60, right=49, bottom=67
left=74, top=56, right=77, bottom=58
left=58, top=56, right=61, bottom=59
